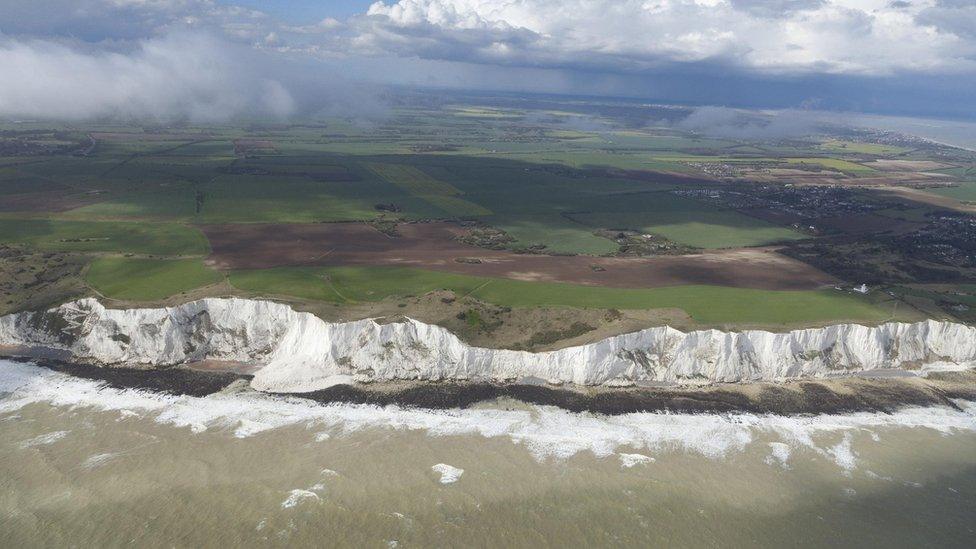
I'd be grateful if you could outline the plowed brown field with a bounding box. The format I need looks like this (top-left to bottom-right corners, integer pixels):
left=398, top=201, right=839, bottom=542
left=202, top=222, right=835, bottom=290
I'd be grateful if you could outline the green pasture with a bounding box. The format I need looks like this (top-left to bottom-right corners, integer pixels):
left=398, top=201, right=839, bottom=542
left=818, top=140, right=910, bottom=155
left=366, top=162, right=492, bottom=217
left=0, top=218, right=210, bottom=255
left=227, top=265, right=893, bottom=326
left=86, top=257, right=222, bottom=301
left=488, top=214, right=617, bottom=255
left=783, top=157, right=875, bottom=174
left=928, top=182, right=976, bottom=202
left=566, top=192, right=803, bottom=248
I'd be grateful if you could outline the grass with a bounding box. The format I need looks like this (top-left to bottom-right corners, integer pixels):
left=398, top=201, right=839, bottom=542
left=365, top=162, right=492, bottom=217
left=571, top=211, right=802, bottom=248
left=86, top=257, right=222, bottom=301
left=818, top=140, right=910, bottom=155
left=488, top=214, right=618, bottom=255
left=66, top=175, right=389, bottom=223
left=421, top=195, right=493, bottom=217
left=566, top=192, right=803, bottom=249
left=446, top=106, right=522, bottom=119
left=784, top=158, right=876, bottom=174
left=0, top=218, right=210, bottom=255
left=226, top=267, right=342, bottom=302
left=928, top=182, right=976, bottom=202
left=648, top=154, right=877, bottom=174
left=228, top=265, right=893, bottom=326
left=365, top=163, right=462, bottom=196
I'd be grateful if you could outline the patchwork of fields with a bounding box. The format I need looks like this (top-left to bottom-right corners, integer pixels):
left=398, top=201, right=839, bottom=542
left=2, top=99, right=972, bottom=335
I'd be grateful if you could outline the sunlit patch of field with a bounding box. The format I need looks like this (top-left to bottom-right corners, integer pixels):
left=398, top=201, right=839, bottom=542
left=783, top=157, right=876, bottom=174
left=365, top=162, right=492, bottom=217
left=86, top=257, right=222, bottom=301
left=227, top=265, right=894, bottom=327
left=818, top=140, right=911, bottom=155
left=445, top=105, right=524, bottom=119
left=487, top=214, right=618, bottom=255
left=928, top=182, right=976, bottom=202
left=0, top=218, right=210, bottom=256
left=565, top=192, right=804, bottom=249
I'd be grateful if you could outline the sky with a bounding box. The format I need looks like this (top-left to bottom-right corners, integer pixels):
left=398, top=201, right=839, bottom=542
left=0, top=0, right=974, bottom=122
left=221, top=1, right=378, bottom=23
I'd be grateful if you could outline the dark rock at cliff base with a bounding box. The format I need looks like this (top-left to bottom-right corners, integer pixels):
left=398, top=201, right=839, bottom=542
left=9, top=357, right=249, bottom=398
left=7, top=357, right=974, bottom=416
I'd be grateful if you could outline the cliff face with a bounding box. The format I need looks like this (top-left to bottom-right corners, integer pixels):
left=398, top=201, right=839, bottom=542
left=1, top=298, right=974, bottom=393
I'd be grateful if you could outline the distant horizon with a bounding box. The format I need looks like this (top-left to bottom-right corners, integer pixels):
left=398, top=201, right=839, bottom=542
left=2, top=1, right=975, bottom=123
left=3, top=85, right=973, bottom=150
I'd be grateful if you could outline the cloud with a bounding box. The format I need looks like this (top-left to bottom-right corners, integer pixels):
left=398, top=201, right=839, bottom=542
left=0, top=31, right=296, bottom=121
left=1, top=0, right=974, bottom=121
left=8, top=1, right=976, bottom=80
left=358, top=0, right=976, bottom=76
left=728, top=0, right=826, bottom=18
left=672, top=106, right=832, bottom=138
left=916, top=0, right=976, bottom=40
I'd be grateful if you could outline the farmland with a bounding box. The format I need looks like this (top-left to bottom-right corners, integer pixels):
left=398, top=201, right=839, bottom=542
left=0, top=219, right=210, bottom=256
left=1, top=91, right=974, bottom=345
left=228, top=265, right=894, bottom=328
left=86, top=257, right=222, bottom=301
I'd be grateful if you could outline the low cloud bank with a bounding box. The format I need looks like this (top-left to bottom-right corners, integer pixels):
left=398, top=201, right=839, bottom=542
left=673, top=106, right=833, bottom=139
left=0, top=32, right=296, bottom=122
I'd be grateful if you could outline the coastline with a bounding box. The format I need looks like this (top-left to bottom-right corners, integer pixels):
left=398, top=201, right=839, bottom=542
left=6, top=356, right=974, bottom=416
left=4, top=298, right=975, bottom=393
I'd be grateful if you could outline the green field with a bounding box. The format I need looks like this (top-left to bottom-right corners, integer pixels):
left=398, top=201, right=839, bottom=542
left=645, top=154, right=876, bottom=174
left=420, top=194, right=493, bottom=217
left=570, top=211, right=802, bottom=248
left=365, top=162, right=463, bottom=196
left=0, top=218, right=210, bottom=255
left=86, top=257, right=223, bottom=301
left=929, top=182, right=976, bottom=202
left=566, top=192, right=803, bottom=248
left=229, top=265, right=891, bottom=326
left=366, top=162, right=492, bottom=217
left=488, top=214, right=618, bottom=255
left=784, top=157, right=876, bottom=174
left=818, top=140, right=910, bottom=155
left=2, top=101, right=954, bottom=329
left=64, top=175, right=390, bottom=223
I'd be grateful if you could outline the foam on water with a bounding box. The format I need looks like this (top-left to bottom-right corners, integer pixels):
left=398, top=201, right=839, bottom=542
left=18, top=430, right=69, bottom=449
left=765, top=442, right=792, bottom=468
left=3, top=360, right=976, bottom=468
left=281, top=489, right=320, bottom=509
left=826, top=433, right=858, bottom=472
left=431, top=463, right=464, bottom=484
left=81, top=453, right=118, bottom=470
left=618, top=453, right=654, bottom=468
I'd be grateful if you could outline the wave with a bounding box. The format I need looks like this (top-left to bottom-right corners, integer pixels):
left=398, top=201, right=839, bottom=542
left=2, top=359, right=975, bottom=468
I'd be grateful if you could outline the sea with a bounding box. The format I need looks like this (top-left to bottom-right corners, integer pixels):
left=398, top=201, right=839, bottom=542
left=847, top=113, right=976, bottom=151
left=1, top=359, right=975, bottom=548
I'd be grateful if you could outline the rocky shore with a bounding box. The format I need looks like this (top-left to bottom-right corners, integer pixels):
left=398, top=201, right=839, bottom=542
left=6, top=356, right=974, bottom=416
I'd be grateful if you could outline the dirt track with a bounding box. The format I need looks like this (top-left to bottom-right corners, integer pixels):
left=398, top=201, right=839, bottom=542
left=201, top=222, right=836, bottom=290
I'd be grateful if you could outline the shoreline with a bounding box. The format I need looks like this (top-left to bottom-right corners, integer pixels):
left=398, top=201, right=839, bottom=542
left=5, top=356, right=975, bottom=416
left=4, top=298, right=974, bottom=393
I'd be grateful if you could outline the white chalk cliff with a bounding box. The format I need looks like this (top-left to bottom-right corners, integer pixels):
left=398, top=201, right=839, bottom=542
left=1, top=298, right=974, bottom=393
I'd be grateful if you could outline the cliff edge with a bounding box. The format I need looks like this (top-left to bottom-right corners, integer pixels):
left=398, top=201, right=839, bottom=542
left=1, top=298, right=974, bottom=393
